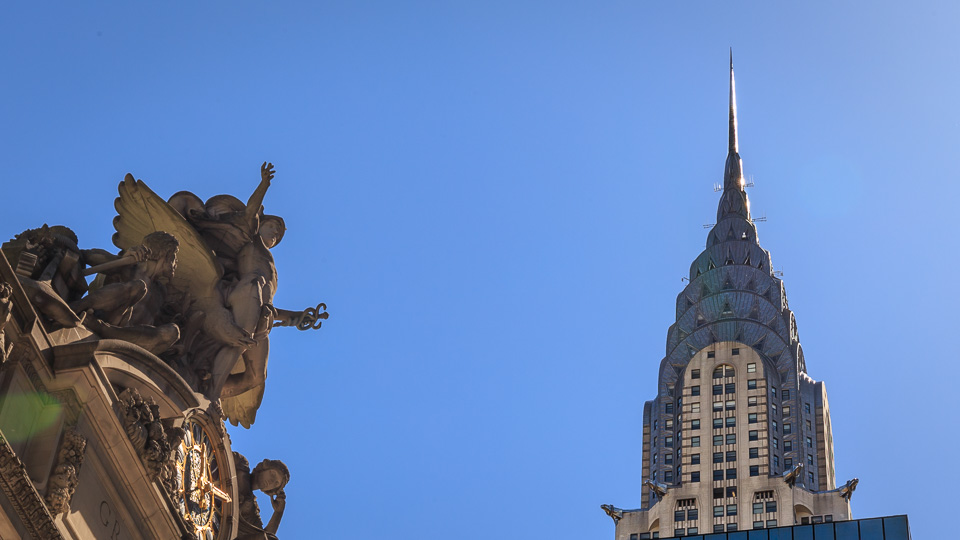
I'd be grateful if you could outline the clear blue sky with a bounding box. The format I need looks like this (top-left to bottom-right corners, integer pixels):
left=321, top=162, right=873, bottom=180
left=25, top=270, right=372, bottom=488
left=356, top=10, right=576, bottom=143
left=2, top=1, right=957, bottom=538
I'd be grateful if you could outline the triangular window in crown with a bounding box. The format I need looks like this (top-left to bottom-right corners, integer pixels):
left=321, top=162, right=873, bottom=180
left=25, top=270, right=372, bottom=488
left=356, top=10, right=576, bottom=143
left=749, top=299, right=761, bottom=321
left=743, top=252, right=752, bottom=266
left=696, top=268, right=702, bottom=277
left=726, top=226, right=736, bottom=240
left=708, top=259, right=716, bottom=271
left=721, top=302, right=734, bottom=318
left=725, top=248, right=735, bottom=266
left=754, top=335, right=767, bottom=353
left=734, top=327, right=745, bottom=343
left=696, top=312, right=707, bottom=327
left=722, top=276, right=734, bottom=290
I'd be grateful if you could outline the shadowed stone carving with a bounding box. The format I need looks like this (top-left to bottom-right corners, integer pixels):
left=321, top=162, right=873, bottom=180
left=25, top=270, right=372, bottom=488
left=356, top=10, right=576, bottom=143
left=116, top=388, right=171, bottom=481
left=3, top=162, right=326, bottom=428
left=44, top=428, right=86, bottom=516
left=234, top=452, right=289, bottom=539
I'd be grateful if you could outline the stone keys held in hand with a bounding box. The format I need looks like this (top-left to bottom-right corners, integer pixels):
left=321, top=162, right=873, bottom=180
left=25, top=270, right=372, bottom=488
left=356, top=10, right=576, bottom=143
left=1, top=162, right=327, bottom=428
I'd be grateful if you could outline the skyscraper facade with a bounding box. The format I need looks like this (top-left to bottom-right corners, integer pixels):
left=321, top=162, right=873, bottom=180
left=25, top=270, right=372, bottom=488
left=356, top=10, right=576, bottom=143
left=603, top=57, right=857, bottom=538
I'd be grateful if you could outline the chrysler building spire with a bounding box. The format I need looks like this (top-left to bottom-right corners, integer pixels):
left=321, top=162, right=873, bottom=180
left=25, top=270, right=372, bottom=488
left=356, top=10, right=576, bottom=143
left=718, top=49, right=750, bottom=222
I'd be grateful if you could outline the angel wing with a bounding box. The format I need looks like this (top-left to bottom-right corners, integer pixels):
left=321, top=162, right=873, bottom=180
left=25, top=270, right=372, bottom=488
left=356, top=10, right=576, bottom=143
left=221, top=382, right=265, bottom=429
left=112, top=174, right=221, bottom=298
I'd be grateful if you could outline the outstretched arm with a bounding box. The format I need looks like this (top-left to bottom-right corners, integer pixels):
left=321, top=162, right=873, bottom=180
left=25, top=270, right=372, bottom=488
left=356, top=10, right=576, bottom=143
left=246, top=162, right=275, bottom=221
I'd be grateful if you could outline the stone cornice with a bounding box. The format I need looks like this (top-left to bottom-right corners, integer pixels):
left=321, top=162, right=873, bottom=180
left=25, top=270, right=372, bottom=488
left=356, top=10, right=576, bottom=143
left=0, top=431, right=63, bottom=539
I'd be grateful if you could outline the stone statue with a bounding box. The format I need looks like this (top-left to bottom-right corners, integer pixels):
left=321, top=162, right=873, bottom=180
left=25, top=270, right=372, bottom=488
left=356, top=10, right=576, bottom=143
left=233, top=452, right=289, bottom=540
left=108, top=164, right=324, bottom=426
left=2, top=163, right=325, bottom=428
left=44, top=428, right=86, bottom=516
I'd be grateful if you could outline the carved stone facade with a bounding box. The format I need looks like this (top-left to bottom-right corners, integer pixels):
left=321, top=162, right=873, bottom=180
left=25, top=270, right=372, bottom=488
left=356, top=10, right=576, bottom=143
left=44, top=428, right=87, bottom=516
left=0, top=163, right=319, bottom=539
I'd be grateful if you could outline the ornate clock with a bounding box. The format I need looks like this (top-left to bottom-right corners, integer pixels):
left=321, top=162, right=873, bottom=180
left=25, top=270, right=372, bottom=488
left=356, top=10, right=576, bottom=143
left=174, top=417, right=233, bottom=540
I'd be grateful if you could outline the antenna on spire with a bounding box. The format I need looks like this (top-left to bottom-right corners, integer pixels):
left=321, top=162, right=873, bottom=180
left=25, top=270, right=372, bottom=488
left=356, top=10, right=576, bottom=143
left=729, top=48, right=738, bottom=154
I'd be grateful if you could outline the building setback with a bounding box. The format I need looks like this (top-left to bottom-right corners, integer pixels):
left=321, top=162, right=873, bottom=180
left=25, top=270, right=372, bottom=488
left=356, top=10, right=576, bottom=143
left=602, top=55, right=859, bottom=538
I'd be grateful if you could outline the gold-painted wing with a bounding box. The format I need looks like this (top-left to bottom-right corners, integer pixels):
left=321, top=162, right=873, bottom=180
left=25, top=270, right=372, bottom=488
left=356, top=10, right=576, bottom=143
left=112, top=174, right=220, bottom=297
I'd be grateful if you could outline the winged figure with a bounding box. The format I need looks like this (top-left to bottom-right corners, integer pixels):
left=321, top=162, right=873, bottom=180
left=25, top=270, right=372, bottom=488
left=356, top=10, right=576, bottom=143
left=110, top=163, right=323, bottom=427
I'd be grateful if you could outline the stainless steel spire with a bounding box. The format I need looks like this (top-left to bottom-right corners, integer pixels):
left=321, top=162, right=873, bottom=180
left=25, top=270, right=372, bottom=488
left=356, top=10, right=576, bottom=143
left=718, top=49, right=750, bottom=221
left=728, top=49, right=738, bottom=154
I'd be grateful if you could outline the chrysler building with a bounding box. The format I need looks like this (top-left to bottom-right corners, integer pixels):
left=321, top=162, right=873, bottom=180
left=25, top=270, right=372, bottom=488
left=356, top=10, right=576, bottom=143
left=602, top=55, right=858, bottom=538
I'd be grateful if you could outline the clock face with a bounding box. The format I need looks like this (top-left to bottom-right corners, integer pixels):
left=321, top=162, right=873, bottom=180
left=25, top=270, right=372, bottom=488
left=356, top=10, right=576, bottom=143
left=175, top=419, right=231, bottom=540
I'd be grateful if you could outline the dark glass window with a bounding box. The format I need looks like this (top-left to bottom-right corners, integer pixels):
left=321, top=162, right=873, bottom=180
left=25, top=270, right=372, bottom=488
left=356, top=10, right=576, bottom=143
left=749, top=447, right=759, bottom=459
left=725, top=400, right=736, bottom=410
left=713, top=402, right=723, bottom=412
left=766, top=501, right=777, bottom=513
left=726, top=468, right=736, bottom=479
left=748, top=379, right=758, bottom=390
left=666, top=403, right=674, bottom=414
left=691, top=369, right=700, bottom=379
left=784, top=440, right=793, bottom=452
left=714, top=418, right=723, bottom=428
left=805, top=403, right=811, bottom=413
left=691, top=419, right=700, bottom=430
left=690, top=471, right=700, bottom=482
left=664, top=471, right=673, bottom=482
left=665, top=437, right=673, bottom=447
left=726, top=504, right=737, bottom=516
left=713, top=435, right=723, bottom=446
left=783, top=390, right=790, bottom=400
left=691, top=385, right=700, bottom=396
left=688, top=509, right=698, bottom=521
left=713, top=452, right=723, bottom=463
left=674, top=528, right=683, bottom=537
left=748, top=413, right=758, bottom=423
left=725, top=383, right=736, bottom=394
left=748, top=396, right=758, bottom=406
left=784, top=423, right=792, bottom=434
left=713, top=488, right=724, bottom=499
left=713, top=524, right=724, bottom=532
left=725, top=451, right=736, bottom=462
left=713, top=385, right=723, bottom=396
left=749, top=430, right=758, bottom=441
left=753, top=502, right=763, bottom=514
left=707, top=351, right=716, bottom=359
left=691, top=454, right=700, bottom=465
left=713, top=505, right=723, bottom=517
left=665, top=453, right=673, bottom=464
left=784, top=458, right=793, bottom=468
left=771, top=387, right=777, bottom=397
left=753, top=521, right=764, bottom=529
left=725, top=433, right=736, bottom=444
left=807, top=436, right=813, bottom=448
left=807, top=454, right=813, bottom=465
left=727, top=523, right=738, bottom=532
left=725, top=417, right=736, bottom=427
left=713, top=469, right=723, bottom=481
left=732, top=348, right=739, bottom=355
left=675, top=510, right=685, bottom=522
left=687, top=528, right=698, bottom=536
left=750, top=465, right=759, bottom=476
left=691, top=436, right=700, bottom=447
left=725, top=486, right=736, bottom=498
